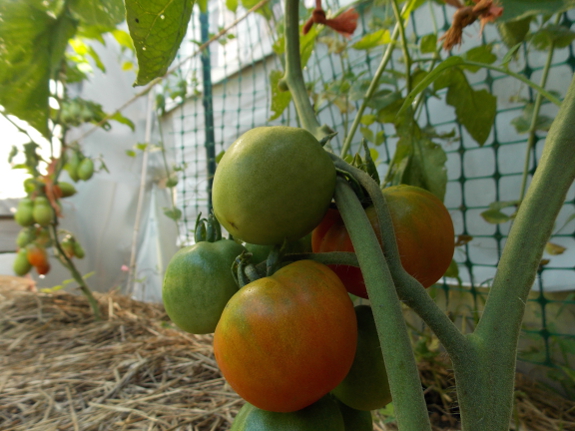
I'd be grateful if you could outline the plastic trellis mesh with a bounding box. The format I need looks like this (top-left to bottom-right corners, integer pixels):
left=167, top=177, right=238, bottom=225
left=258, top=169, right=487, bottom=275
left=164, top=1, right=575, bottom=389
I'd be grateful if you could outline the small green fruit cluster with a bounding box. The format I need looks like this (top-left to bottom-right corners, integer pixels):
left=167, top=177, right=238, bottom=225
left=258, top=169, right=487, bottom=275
left=64, top=151, right=95, bottom=182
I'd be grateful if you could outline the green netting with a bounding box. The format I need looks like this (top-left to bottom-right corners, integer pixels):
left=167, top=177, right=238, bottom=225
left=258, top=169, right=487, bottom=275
left=166, top=1, right=575, bottom=395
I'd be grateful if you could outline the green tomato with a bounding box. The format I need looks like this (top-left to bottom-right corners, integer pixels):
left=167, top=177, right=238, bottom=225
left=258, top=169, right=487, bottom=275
left=73, top=240, right=85, bottom=259
left=231, top=396, right=345, bottom=431
left=162, top=240, right=245, bottom=334
left=77, top=158, right=94, bottom=181
left=32, top=197, right=54, bottom=227
left=57, top=181, right=77, bottom=197
left=212, top=127, right=336, bottom=245
left=13, top=249, right=32, bottom=276
left=16, top=228, right=35, bottom=248
left=332, top=305, right=392, bottom=411
left=15, top=198, right=35, bottom=227
left=65, top=151, right=81, bottom=182
left=335, top=398, right=373, bottom=431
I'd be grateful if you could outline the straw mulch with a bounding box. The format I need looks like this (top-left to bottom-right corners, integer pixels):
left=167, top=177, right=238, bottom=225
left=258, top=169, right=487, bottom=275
left=1, top=276, right=575, bottom=431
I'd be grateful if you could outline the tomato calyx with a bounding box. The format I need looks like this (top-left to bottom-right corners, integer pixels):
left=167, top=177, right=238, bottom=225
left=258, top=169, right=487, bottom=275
left=194, top=212, right=223, bottom=243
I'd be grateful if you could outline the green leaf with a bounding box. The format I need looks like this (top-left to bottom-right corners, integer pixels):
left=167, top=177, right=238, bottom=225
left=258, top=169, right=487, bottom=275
left=360, top=114, right=376, bottom=126
left=481, top=209, right=511, bottom=224
left=226, top=0, right=238, bottom=12
left=461, top=45, right=497, bottom=73
left=68, top=0, right=125, bottom=27
left=497, top=17, right=532, bottom=48
left=126, top=150, right=137, bottom=157
left=241, top=0, right=272, bottom=18
left=545, top=242, right=566, bottom=255
left=352, top=29, right=391, bottom=50
left=111, top=29, right=135, bottom=51
left=300, top=25, right=318, bottom=68
left=164, top=207, right=182, bottom=221
left=398, top=56, right=464, bottom=118
left=419, top=34, right=437, bottom=54
left=0, top=1, right=64, bottom=137
left=268, top=70, right=292, bottom=121
left=215, top=150, right=225, bottom=164
left=384, top=116, right=447, bottom=201
left=511, top=103, right=554, bottom=133
left=360, top=127, right=374, bottom=143
left=435, top=68, right=496, bottom=146
left=488, top=200, right=519, bottom=211
left=126, top=0, right=195, bottom=86
left=109, top=112, right=135, bottom=130
left=500, top=0, right=575, bottom=22
left=529, top=24, right=575, bottom=51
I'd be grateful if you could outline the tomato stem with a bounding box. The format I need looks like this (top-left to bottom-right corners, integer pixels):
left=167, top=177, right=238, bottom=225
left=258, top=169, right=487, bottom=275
left=283, top=0, right=333, bottom=141
left=335, top=177, right=432, bottom=431
left=330, top=154, right=468, bottom=357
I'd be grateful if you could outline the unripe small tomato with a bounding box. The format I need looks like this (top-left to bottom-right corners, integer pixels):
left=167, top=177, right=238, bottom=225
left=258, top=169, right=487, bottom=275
left=65, top=151, right=81, bottom=182
left=16, top=228, right=34, bottom=248
left=77, top=158, right=94, bottom=181
left=61, top=237, right=75, bottom=259
left=15, top=198, right=35, bottom=227
left=13, top=249, right=32, bottom=276
left=56, top=181, right=77, bottom=198
left=73, top=240, right=85, bottom=259
left=32, top=197, right=54, bottom=227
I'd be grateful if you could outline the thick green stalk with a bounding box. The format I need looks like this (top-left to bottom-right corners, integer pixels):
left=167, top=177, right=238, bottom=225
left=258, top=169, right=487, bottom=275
left=330, top=154, right=468, bottom=360
left=391, top=0, right=411, bottom=93
left=453, top=74, right=575, bottom=430
left=335, top=178, right=432, bottom=431
left=282, top=0, right=330, bottom=140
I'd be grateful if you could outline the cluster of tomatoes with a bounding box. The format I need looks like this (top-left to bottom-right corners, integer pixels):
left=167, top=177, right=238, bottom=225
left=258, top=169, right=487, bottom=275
left=162, top=126, right=455, bottom=430
left=12, top=178, right=88, bottom=278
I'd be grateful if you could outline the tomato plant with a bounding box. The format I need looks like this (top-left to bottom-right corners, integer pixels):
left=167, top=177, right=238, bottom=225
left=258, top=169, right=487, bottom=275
left=213, top=259, right=357, bottom=413
left=212, top=126, right=336, bottom=245
left=312, top=185, right=454, bottom=298
left=162, top=215, right=245, bottom=334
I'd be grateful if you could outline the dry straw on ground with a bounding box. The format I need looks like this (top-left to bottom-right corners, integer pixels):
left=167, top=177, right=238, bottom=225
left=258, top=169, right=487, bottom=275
left=1, top=275, right=575, bottom=431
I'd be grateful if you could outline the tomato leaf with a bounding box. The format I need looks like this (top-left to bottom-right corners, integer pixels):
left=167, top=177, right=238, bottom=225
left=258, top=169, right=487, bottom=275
left=434, top=68, right=496, bottom=146
left=500, top=0, right=575, bottom=22
left=125, top=0, right=195, bottom=86
left=419, top=34, right=437, bottom=54
left=384, top=116, right=447, bottom=201
left=545, top=242, right=567, bottom=255
left=511, top=103, right=554, bottom=133
left=0, top=1, right=76, bottom=137
left=269, top=70, right=292, bottom=121
left=481, top=209, right=511, bottom=224
left=461, top=45, right=497, bottom=73
left=352, top=29, right=391, bottom=50
left=498, top=17, right=532, bottom=48
left=529, top=24, right=575, bottom=51
left=68, top=0, right=125, bottom=27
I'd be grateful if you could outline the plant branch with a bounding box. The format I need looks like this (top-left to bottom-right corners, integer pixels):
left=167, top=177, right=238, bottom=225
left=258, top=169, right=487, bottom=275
left=340, top=24, right=401, bottom=157
left=518, top=15, right=560, bottom=203
left=335, top=177, right=431, bottom=431
left=50, top=224, right=102, bottom=320
left=391, top=0, right=411, bottom=93
left=282, top=0, right=331, bottom=140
